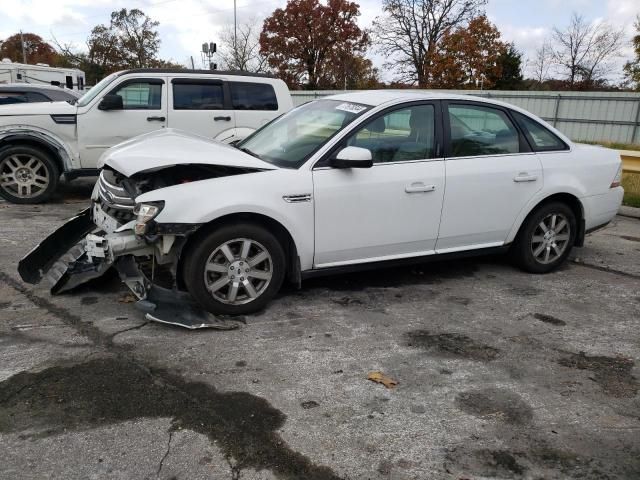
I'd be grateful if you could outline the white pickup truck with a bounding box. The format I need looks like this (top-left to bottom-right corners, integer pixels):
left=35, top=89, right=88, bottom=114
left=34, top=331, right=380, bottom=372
left=0, top=68, right=292, bottom=203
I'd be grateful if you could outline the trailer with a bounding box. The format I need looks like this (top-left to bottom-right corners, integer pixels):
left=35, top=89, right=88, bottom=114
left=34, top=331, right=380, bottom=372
left=0, top=59, right=86, bottom=92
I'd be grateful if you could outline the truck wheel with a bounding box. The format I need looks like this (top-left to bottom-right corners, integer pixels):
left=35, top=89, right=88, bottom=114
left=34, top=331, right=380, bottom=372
left=183, top=223, right=286, bottom=315
left=511, top=201, right=576, bottom=273
left=0, top=145, right=59, bottom=204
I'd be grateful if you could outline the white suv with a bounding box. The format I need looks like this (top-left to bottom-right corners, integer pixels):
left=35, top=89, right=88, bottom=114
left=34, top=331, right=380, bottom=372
left=19, top=92, right=623, bottom=328
left=0, top=69, right=292, bottom=203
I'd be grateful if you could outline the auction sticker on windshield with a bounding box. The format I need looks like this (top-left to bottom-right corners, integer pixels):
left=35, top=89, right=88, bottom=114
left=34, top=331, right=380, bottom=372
left=335, top=103, right=367, bottom=114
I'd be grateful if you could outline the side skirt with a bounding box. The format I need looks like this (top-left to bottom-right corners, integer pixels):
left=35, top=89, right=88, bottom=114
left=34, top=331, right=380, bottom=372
left=300, top=245, right=511, bottom=280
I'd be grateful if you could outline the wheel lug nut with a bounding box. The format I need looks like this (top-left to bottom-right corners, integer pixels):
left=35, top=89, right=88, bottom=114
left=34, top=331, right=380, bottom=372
left=230, top=266, right=234, bottom=270
left=231, top=275, right=235, bottom=279
left=245, top=269, right=249, bottom=273
left=240, top=277, right=244, bottom=281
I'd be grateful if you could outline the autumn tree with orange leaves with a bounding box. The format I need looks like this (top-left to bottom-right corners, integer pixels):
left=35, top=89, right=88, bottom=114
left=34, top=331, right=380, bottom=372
left=259, top=0, right=374, bottom=89
left=430, top=15, right=507, bottom=89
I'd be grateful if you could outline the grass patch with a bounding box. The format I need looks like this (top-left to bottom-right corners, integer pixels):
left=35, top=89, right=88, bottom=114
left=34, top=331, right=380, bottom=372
left=578, top=140, right=640, bottom=151
left=622, top=173, right=640, bottom=208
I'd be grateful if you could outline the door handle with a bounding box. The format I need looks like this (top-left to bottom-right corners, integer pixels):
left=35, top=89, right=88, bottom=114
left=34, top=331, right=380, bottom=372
left=405, top=182, right=436, bottom=193
left=513, top=173, right=538, bottom=183
left=214, top=116, right=231, bottom=121
left=147, top=116, right=165, bottom=122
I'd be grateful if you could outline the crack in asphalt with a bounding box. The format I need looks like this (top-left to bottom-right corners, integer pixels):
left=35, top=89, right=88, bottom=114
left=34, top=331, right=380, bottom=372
left=571, top=260, right=640, bottom=280
left=110, top=321, right=151, bottom=341
left=156, top=430, right=173, bottom=478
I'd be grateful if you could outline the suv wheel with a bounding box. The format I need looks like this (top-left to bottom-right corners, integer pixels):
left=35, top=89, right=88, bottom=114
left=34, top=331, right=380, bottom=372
left=184, top=223, right=286, bottom=315
left=0, top=145, right=59, bottom=203
left=512, top=201, right=576, bottom=273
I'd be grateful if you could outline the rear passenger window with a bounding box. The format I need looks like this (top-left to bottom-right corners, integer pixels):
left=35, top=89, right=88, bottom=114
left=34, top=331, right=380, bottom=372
left=173, top=82, right=224, bottom=110
left=512, top=111, right=568, bottom=152
left=447, top=104, right=520, bottom=157
left=230, top=82, right=278, bottom=110
left=25, top=92, right=51, bottom=102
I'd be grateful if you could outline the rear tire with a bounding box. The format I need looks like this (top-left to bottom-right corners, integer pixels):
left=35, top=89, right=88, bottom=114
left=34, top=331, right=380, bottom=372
left=0, top=145, right=59, bottom=204
left=511, top=201, right=576, bottom=273
left=183, top=223, right=286, bottom=315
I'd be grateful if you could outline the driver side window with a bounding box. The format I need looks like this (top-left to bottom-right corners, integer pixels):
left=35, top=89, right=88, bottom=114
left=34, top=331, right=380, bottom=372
left=110, top=81, right=163, bottom=110
left=345, top=105, right=436, bottom=163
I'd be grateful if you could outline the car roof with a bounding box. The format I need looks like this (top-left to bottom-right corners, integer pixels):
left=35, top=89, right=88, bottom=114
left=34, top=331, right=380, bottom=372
left=0, top=83, right=80, bottom=98
left=119, top=68, right=276, bottom=79
left=323, top=90, right=516, bottom=109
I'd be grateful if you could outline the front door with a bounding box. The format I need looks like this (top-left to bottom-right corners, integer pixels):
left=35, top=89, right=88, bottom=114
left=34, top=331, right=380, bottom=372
left=168, top=78, right=236, bottom=141
left=313, top=103, right=445, bottom=268
left=436, top=101, right=543, bottom=252
left=78, top=77, right=168, bottom=168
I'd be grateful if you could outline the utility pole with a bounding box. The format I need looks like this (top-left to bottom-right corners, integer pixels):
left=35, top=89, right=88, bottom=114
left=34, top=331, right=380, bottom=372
left=20, top=31, right=27, bottom=64
left=233, top=0, right=237, bottom=66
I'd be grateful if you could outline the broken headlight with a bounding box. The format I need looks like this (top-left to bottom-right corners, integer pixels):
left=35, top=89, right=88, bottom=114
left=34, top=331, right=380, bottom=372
left=133, top=201, right=164, bottom=235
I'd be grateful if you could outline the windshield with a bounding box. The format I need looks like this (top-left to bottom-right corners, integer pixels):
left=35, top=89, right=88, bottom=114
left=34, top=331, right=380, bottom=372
left=76, top=72, right=119, bottom=107
left=237, top=99, right=371, bottom=168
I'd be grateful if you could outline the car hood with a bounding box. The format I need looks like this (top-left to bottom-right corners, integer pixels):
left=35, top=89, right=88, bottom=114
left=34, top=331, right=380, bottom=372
left=0, top=101, right=77, bottom=116
left=99, top=128, right=278, bottom=177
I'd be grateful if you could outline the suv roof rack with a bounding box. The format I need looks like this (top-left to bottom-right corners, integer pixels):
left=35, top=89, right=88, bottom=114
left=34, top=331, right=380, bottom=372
left=119, top=68, right=276, bottom=79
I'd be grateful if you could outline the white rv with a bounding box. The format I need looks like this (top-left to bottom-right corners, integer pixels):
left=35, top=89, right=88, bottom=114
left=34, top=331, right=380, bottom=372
left=0, top=59, right=86, bottom=92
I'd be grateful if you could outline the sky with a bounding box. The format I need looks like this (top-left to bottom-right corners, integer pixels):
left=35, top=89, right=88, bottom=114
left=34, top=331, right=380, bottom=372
left=0, top=0, right=638, bottom=83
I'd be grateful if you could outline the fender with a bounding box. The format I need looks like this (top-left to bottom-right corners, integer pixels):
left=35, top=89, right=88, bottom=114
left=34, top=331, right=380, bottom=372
left=505, top=186, right=585, bottom=244
left=0, top=126, right=78, bottom=171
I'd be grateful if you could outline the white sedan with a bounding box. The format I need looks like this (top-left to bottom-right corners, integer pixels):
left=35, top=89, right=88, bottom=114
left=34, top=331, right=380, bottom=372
left=19, top=92, right=624, bottom=327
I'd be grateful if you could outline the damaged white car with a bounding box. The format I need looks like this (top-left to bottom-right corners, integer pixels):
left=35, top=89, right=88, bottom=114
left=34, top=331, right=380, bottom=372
left=18, top=92, right=624, bottom=328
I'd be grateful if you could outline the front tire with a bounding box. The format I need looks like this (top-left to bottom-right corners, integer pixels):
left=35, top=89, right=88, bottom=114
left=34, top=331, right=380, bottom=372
left=0, top=145, right=59, bottom=204
left=512, top=201, right=576, bottom=273
left=183, top=223, right=286, bottom=315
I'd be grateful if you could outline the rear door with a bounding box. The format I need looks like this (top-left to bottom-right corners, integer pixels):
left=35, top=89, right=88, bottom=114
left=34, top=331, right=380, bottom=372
left=436, top=101, right=543, bottom=252
left=168, top=78, right=236, bottom=140
left=228, top=81, right=280, bottom=138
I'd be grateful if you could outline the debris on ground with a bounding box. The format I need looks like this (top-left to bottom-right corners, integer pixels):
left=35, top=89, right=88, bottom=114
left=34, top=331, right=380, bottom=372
left=367, top=371, right=398, bottom=389
left=118, top=294, right=137, bottom=303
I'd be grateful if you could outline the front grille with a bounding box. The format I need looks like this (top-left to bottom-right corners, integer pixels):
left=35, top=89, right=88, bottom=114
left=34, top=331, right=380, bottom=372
left=97, top=170, right=136, bottom=222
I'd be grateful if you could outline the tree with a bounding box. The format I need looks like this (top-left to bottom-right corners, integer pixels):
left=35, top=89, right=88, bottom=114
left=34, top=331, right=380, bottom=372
left=0, top=33, right=58, bottom=65
left=373, top=0, right=487, bottom=87
left=531, top=39, right=553, bottom=84
left=623, top=15, right=640, bottom=91
left=429, top=15, right=506, bottom=89
left=552, top=13, right=625, bottom=89
left=219, top=20, right=269, bottom=73
left=491, top=43, right=523, bottom=90
left=260, top=0, right=370, bottom=89
left=109, top=9, right=160, bottom=69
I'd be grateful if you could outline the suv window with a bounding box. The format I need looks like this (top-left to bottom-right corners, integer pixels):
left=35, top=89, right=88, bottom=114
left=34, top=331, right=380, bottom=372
left=110, top=81, right=163, bottom=110
left=25, top=92, right=51, bottom=102
left=230, top=82, right=278, bottom=110
left=173, top=82, right=224, bottom=110
left=346, top=105, right=436, bottom=163
left=512, top=111, right=568, bottom=152
left=0, top=92, right=28, bottom=105
left=448, top=104, right=520, bottom=157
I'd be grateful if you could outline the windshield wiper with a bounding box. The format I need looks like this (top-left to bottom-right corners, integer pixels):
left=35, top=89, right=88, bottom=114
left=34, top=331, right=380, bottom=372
left=237, top=146, right=261, bottom=159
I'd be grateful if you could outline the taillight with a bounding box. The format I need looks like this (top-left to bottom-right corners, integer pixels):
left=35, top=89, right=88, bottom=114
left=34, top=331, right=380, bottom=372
left=610, top=164, right=622, bottom=188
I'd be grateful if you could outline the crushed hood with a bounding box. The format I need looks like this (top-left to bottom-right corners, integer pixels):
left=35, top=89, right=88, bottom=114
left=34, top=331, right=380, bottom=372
left=99, top=128, right=277, bottom=177
left=0, top=101, right=77, bottom=116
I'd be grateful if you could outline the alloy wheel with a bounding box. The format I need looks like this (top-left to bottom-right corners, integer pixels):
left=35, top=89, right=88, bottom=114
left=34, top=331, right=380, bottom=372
left=0, top=154, right=50, bottom=199
left=203, top=238, right=273, bottom=305
left=530, top=212, right=571, bottom=265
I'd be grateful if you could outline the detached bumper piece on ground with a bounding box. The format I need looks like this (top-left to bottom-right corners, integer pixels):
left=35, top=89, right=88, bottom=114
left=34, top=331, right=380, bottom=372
left=17, top=208, right=239, bottom=330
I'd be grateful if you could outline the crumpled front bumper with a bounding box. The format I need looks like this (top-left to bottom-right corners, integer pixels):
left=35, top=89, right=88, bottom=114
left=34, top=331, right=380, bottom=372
left=17, top=207, right=238, bottom=330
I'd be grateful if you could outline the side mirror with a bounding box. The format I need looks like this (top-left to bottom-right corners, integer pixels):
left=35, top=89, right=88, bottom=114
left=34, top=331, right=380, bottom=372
left=98, top=94, right=123, bottom=111
left=330, top=146, right=373, bottom=169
